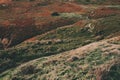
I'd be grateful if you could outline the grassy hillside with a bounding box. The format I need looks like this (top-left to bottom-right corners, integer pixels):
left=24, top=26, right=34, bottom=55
left=0, top=36, right=120, bottom=80
left=0, top=1, right=120, bottom=80
left=0, top=1, right=120, bottom=49
left=0, top=14, right=120, bottom=74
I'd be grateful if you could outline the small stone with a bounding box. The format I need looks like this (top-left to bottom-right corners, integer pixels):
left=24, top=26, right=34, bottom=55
left=67, top=56, right=79, bottom=62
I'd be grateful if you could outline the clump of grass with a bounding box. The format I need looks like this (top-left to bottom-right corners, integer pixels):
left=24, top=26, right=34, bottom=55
left=60, top=13, right=83, bottom=18
left=101, top=63, right=120, bottom=80
left=94, top=15, right=120, bottom=38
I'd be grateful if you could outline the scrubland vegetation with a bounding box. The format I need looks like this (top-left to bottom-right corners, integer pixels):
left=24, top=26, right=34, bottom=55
left=0, top=0, right=120, bottom=80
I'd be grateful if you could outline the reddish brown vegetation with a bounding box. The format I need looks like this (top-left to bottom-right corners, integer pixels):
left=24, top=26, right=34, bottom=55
left=25, top=37, right=37, bottom=42
left=11, top=18, right=35, bottom=27
left=74, top=20, right=86, bottom=27
left=0, top=17, right=78, bottom=49
left=47, top=3, right=83, bottom=13
left=89, top=7, right=120, bottom=18
left=0, top=1, right=119, bottom=49
left=30, top=2, right=85, bottom=17
left=0, top=18, right=36, bottom=48
left=0, top=0, right=11, bottom=4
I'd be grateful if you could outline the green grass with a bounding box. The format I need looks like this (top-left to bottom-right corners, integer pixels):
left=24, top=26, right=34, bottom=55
left=0, top=14, right=120, bottom=74
left=101, top=63, right=120, bottom=80
left=1, top=44, right=119, bottom=80
left=93, top=15, right=120, bottom=37
left=0, top=25, right=95, bottom=73
left=0, top=4, right=120, bottom=80
left=59, top=13, right=83, bottom=18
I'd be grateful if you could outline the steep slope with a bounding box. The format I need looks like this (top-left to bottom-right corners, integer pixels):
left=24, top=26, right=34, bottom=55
left=0, top=36, right=120, bottom=80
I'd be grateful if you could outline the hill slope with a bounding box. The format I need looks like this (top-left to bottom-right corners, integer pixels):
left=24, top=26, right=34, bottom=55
left=0, top=36, right=120, bottom=80
left=0, top=1, right=120, bottom=80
